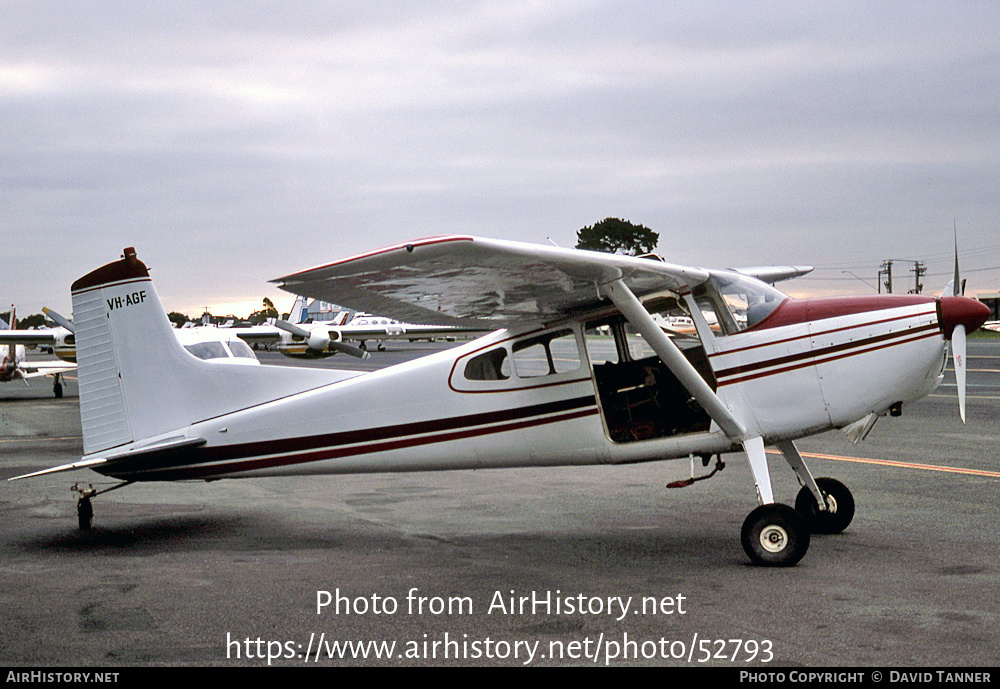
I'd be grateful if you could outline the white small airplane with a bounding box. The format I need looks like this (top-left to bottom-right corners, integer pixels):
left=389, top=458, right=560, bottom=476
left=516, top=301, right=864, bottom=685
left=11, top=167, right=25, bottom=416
left=10, top=238, right=990, bottom=567
left=3, top=307, right=263, bottom=371
left=0, top=308, right=76, bottom=397
left=229, top=296, right=483, bottom=359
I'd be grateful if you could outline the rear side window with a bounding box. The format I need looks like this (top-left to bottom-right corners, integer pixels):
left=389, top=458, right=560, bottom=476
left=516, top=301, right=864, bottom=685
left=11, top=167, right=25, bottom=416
left=464, top=347, right=510, bottom=380
left=511, top=329, right=581, bottom=378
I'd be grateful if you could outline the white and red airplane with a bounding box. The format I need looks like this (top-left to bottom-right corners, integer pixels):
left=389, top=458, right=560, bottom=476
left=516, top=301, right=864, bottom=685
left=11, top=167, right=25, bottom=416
left=9, top=237, right=990, bottom=566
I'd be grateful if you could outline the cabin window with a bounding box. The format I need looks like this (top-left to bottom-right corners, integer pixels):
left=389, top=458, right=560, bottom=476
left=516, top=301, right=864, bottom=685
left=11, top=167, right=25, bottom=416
left=455, top=328, right=585, bottom=391
left=511, top=329, right=581, bottom=378
left=464, top=347, right=510, bottom=381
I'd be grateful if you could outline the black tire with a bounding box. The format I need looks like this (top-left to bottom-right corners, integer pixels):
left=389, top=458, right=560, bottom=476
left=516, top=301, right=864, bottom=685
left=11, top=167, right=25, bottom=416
left=54, top=382, right=63, bottom=398
left=77, top=497, right=93, bottom=531
left=741, top=504, right=810, bottom=567
left=795, top=477, right=855, bottom=534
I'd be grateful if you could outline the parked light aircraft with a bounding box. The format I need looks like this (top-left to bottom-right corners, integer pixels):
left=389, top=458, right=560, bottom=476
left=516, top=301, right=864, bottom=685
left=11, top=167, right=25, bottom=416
left=3, top=307, right=262, bottom=373
left=230, top=296, right=483, bottom=359
left=0, top=308, right=76, bottom=397
left=9, top=238, right=990, bottom=566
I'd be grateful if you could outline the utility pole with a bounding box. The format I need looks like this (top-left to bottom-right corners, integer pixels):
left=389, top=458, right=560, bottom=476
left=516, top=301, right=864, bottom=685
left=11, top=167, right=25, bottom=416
left=910, top=261, right=926, bottom=294
left=879, top=259, right=927, bottom=294
left=879, top=260, right=893, bottom=293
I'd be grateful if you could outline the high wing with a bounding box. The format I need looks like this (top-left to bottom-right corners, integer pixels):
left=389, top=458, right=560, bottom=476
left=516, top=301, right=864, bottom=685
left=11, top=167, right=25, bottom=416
left=272, top=236, right=710, bottom=327
left=734, top=265, right=814, bottom=284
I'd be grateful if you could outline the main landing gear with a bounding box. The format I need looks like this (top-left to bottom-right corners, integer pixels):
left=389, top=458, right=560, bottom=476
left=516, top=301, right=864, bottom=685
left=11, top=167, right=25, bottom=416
left=737, top=440, right=855, bottom=567
left=741, top=504, right=810, bottom=567
left=739, top=480, right=854, bottom=568
left=794, top=477, right=855, bottom=535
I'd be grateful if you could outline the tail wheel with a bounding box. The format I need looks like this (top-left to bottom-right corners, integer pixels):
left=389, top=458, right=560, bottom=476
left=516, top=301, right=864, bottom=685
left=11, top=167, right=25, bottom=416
left=741, top=504, right=810, bottom=567
left=795, top=477, right=855, bottom=534
left=77, top=496, right=93, bottom=531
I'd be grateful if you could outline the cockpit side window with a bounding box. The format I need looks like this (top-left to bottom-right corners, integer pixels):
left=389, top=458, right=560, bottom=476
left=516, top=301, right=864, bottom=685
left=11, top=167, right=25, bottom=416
left=184, top=341, right=228, bottom=361
left=696, top=272, right=789, bottom=334
left=227, top=339, right=258, bottom=359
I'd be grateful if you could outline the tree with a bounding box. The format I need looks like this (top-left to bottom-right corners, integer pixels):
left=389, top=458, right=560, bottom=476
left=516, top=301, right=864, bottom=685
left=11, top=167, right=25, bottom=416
left=249, top=297, right=280, bottom=325
left=575, top=217, right=659, bottom=256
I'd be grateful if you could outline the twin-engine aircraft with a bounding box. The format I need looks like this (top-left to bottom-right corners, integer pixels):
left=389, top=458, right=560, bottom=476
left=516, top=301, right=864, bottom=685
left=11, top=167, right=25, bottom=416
left=10, top=237, right=990, bottom=566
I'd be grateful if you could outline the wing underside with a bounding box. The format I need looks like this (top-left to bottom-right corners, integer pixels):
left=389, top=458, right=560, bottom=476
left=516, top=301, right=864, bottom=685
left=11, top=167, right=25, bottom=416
left=272, top=236, right=710, bottom=327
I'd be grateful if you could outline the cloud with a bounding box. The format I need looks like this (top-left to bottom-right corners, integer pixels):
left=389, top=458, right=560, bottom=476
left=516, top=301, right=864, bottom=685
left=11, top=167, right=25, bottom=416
left=3, top=1, right=999, bottom=316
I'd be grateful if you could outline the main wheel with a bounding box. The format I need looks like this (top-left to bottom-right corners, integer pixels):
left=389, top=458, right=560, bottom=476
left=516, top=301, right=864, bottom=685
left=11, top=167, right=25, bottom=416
left=741, top=504, right=810, bottom=567
left=795, top=477, right=854, bottom=534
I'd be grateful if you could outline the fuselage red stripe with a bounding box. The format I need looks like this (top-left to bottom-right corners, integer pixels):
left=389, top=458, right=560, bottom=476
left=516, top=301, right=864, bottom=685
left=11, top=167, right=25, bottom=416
left=708, top=308, right=938, bottom=358
left=106, top=406, right=600, bottom=480
left=717, top=326, right=941, bottom=386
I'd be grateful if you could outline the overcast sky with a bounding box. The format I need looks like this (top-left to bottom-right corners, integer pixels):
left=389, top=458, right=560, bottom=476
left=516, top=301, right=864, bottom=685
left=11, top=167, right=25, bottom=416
left=4, top=1, right=999, bottom=319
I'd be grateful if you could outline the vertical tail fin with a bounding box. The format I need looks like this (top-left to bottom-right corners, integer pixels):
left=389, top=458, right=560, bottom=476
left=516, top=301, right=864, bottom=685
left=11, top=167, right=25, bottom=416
left=289, top=295, right=309, bottom=324
left=71, top=248, right=355, bottom=457
left=72, top=248, right=192, bottom=453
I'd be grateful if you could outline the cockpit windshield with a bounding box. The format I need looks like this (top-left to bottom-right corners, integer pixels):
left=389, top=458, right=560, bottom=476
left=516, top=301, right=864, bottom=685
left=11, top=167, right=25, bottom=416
left=702, top=271, right=790, bottom=333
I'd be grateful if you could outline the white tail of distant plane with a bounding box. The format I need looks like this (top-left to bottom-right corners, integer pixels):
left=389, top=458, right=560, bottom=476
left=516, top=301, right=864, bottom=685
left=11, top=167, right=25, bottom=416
left=71, top=248, right=356, bottom=456
left=288, top=295, right=309, bottom=324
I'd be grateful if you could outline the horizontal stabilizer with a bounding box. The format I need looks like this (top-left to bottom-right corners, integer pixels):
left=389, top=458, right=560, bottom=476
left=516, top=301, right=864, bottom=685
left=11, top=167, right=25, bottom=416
left=8, top=457, right=109, bottom=481
left=8, top=437, right=207, bottom=481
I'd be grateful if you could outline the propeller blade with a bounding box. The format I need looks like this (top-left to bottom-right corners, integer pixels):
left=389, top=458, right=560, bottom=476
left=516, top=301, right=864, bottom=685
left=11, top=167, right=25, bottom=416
left=953, top=323, right=967, bottom=422
left=273, top=319, right=310, bottom=339
left=952, top=229, right=961, bottom=297
left=43, top=307, right=75, bottom=333
left=328, top=341, right=371, bottom=359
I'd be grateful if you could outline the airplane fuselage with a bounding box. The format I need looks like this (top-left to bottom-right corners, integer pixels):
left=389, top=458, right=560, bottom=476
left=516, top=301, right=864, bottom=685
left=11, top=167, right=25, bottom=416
left=17, top=240, right=992, bottom=565
left=84, top=286, right=958, bottom=483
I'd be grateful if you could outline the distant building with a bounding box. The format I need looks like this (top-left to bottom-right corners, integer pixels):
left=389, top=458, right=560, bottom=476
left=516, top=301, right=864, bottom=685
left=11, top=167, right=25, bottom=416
left=307, top=299, right=355, bottom=324
left=978, top=293, right=1000, bottom=320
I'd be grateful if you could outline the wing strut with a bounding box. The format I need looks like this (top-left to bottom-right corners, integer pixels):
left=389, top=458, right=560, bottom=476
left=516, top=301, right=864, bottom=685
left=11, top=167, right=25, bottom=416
left=600, top=278, right=746, bottom=439
left=599, top=277, right=776, bottom=505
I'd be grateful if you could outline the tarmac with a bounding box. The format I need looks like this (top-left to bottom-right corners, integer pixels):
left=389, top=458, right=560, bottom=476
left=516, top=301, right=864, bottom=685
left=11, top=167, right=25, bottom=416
left=1, top=338, right=998, bottom=667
